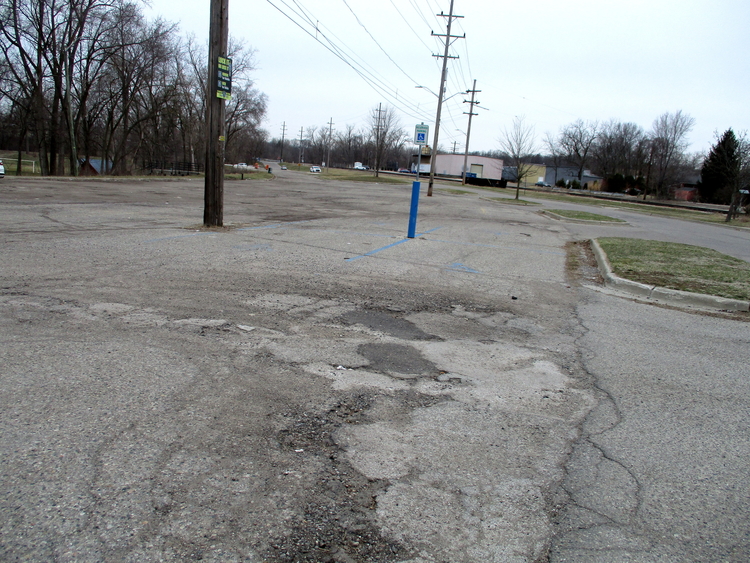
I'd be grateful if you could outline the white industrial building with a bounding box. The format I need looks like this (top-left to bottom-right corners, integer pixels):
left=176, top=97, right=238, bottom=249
left=429, top=154, right=504, bottom=179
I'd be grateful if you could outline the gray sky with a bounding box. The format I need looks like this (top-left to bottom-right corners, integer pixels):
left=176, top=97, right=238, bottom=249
left=146, top=0, right=750, bottom=157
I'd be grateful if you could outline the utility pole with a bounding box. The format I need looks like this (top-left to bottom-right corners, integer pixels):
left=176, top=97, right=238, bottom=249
left=427, top=0, right=464, bottom=197
left=375, top=103, right=384, bottom=177
left=452, top=141, right=458, bottom=154
left=326, top=118, right=334, bottom=172
left=462, top=79, right=480, bottom=185
left=280, top=121, right=286, bottom=162
left=203, top=0, right=229, bottom=226
left=298, top=127, right=304, bottom=169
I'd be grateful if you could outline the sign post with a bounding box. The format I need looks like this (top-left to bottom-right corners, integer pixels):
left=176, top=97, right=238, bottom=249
left=408, top=123, right=429, bottom=238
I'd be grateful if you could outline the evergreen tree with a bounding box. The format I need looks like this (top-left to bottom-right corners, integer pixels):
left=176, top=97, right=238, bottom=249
left=698, top=129, right=739, bottom=204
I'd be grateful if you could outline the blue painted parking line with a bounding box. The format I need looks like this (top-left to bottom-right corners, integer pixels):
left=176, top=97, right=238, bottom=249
left=346, top=227, right=442, bottom=261
left=446, top=263, right=481, bottom=274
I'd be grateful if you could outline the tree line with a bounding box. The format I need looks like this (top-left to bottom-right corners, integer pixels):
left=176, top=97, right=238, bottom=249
left=497, top=111, right=749, bottom=206
left=0, top=0, right=268, bottom=176
left=265, top=105, right=412, bottom=174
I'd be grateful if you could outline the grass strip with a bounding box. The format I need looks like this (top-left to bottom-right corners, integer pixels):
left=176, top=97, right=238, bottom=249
left=598, top=237, right=750, bottom=300
left=316, top=169, right=408, bottom=184
left=436, top=188, right=474, bottom=195
left=484, top=197, right=539, bottom=206
left=548, top=209, right=625, bottom=222
left=472, top=186, right=749, bottom=226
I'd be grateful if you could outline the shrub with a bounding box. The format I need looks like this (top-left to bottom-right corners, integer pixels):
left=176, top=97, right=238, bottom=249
left=606, top=173, right=626, bottom=193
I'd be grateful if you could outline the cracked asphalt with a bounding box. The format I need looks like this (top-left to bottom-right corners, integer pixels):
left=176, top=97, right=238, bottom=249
left=1, top=172, right=748, bottom=562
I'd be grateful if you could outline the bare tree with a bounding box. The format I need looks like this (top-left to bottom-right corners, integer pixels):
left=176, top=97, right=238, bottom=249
left=499, top=116, right=537, bottom=199
left=591, top=120, right=647, bottom=179
left=335, top=124, right=363, bottom=167
left=647, top=110, right=695, bottom=198
left=558, top=119, right=599, bottom=183
left=369, top=104, right=404, bottom=177
left=543, top=131, right=564, bottom=186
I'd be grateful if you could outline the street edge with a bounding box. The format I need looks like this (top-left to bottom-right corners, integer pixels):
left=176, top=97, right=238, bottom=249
left=589, top=238, right=750, bottom=312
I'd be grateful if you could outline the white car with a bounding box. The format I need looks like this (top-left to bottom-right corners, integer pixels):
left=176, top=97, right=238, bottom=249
left=310, top=166, right=321, bottom=173
left=0, top=159, right=4, bottom=177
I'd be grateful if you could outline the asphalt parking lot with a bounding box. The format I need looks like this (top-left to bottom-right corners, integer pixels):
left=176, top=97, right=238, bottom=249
left=1, top=171, right=748, bottom=562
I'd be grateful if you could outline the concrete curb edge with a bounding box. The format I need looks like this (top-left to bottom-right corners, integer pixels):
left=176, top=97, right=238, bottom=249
left=589, top=238, right=750, bottom=312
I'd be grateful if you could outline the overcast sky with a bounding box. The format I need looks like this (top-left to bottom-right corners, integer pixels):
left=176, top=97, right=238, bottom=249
left=145, top=0, right=750, bottom=157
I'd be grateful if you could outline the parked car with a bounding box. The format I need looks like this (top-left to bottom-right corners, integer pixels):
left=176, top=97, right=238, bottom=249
left=534, top=181, right=551, bottom=187
left=280, top=165, right=287, bottom=170
left=0, top=159, right=4, bottom=178
left=398, top=168, right=410, bottom=173
left=310, top=166, right=321, bottom=173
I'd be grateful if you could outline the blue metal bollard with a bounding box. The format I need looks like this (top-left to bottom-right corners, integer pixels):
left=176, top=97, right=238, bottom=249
left=407, top=181, right=420, bottom=238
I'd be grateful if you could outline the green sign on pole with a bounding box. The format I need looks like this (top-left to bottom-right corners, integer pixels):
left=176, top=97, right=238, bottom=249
left=217, top=56, right=232, bottom=100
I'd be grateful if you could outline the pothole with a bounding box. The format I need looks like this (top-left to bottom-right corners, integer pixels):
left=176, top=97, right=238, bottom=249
left=269, top=394, right=413, bottom=562
left=342, top=309, right=440, bottom=341
left=357, top=343, right=439, bottom=379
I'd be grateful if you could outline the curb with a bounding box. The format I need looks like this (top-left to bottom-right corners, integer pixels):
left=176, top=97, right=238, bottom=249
left=589, top=239, right=750, bottom=312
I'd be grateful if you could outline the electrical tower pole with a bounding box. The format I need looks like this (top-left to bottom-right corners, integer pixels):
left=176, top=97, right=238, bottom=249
left=280, top=121, right=286, bottom=162
left=427, top=0, right=463, bottom=197
left=326, top=118, right=334, bottom=172
left=298, top=127, right=304, bottom=169
left=462, top=79, right=480, bottom=185
left=375, top=103, right=384, bottom=177
left=203, top=0, right=229, bottom=226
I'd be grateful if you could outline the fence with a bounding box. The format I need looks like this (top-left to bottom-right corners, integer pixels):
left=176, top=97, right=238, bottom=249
left=0, top=158, right=37, bottom=174
left=143, top=161, right=204, bottom=176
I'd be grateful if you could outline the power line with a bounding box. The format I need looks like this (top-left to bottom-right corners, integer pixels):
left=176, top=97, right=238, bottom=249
left=266, top=0, right=433, bottom=119
left=388, top=0, right=434, bottom=51
left=340, top=0, right=418, bottom=84
left=264, top=0, right=434, bottom=122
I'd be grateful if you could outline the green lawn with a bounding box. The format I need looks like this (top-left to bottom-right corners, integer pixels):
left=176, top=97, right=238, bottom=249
left=484, top=197, right=539, bottom=206
left=548, top=209, right=625, bottom=222
left=598, top=237, right=750, bottom=301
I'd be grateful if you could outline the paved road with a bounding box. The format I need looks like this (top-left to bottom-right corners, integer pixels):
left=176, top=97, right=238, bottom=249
left=1, top=173, right=747, bottom=562
left=550, top=290, right=750, bottom=562
left=521, top=192, right=750, bottom=262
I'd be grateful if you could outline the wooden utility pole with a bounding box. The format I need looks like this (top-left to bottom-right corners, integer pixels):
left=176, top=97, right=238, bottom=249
left=280, top=121, right=286, bottom=162
left=326, top=118, right=334, bottom=172
left=203, top=0, right=229, bottom=226
left=298, top=127, right=304, bottom=169
left=427, top=0, right=463, bottom=197
left=374, top=103, right=384, bottom=177
left=462, top=80, right=480, bottom=185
